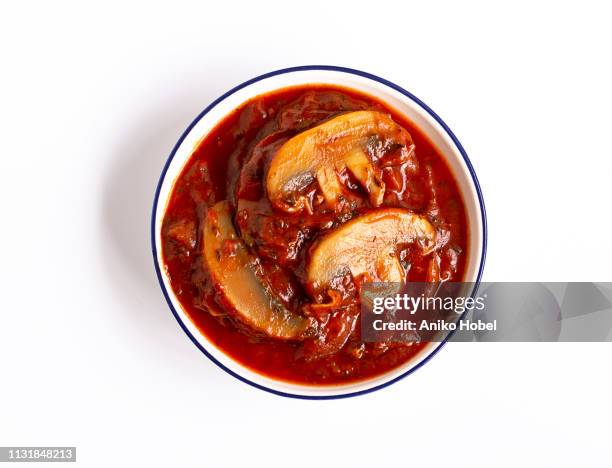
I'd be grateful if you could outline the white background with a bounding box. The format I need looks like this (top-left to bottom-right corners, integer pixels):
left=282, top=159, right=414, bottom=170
left=1, top=1, right=611, bottom=466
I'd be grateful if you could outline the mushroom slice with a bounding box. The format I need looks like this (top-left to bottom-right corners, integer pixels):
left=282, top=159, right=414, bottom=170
left=306, top=208, right=437, bottom=291
left=203, top=201, right=313, bottom=340
left=266, top=111, right=413, bottom=212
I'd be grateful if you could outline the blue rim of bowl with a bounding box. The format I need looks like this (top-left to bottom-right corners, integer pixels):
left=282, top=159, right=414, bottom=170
left=151, top=65, right=488, bottom=400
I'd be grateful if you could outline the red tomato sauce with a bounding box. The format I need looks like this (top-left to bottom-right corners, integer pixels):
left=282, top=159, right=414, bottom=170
left=161, top=85, right=468, bottom=385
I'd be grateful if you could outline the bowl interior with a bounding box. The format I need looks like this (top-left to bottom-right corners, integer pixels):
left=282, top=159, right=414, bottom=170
left=153, top=68, right=485, bottom=398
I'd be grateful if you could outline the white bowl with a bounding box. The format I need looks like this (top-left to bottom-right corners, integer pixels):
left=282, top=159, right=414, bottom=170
left=152, top=66, right=487, bottom=399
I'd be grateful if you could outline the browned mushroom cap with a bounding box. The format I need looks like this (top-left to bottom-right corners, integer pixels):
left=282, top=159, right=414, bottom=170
left=266, top=111, right=413, bottom=212
left=306, top=208, right=437, bottom=292
left=203, top=201, right=314, bottom=340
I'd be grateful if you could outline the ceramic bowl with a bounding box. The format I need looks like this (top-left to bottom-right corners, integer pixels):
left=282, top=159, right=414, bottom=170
left=152, top=66, right=487, bottom=399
